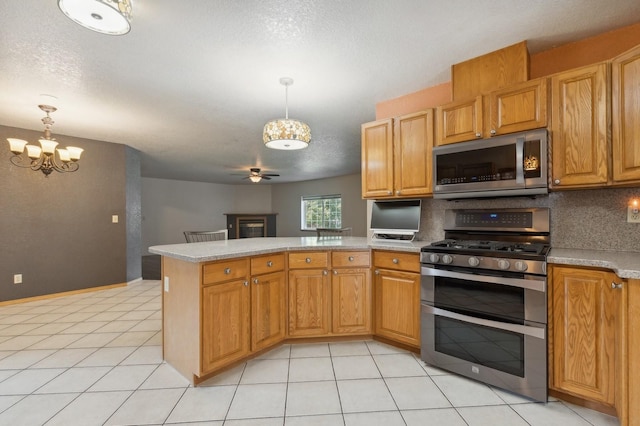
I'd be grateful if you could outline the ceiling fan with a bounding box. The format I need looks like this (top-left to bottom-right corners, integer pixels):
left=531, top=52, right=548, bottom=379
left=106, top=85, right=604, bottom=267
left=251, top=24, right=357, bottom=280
left=232, top=167, right=280, bottom=183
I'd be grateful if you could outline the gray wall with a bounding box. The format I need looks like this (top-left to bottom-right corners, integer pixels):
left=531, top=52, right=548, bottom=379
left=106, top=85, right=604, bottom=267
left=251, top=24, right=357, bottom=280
left=1, top=124, right=135, bottom=302
left=414, top=187, right=640, bottom=252
left=271, top=173, right=367, bottom=237
left=141, top=178, right=273, bottom=252
left=126, top=147, right=142, bottom=281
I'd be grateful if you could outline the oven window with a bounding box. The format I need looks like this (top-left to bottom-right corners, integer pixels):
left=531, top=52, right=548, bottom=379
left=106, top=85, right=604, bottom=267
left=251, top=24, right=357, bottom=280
left=434, top=277, right=524, bottom=322
left=435, top=316, right=525, bottom=377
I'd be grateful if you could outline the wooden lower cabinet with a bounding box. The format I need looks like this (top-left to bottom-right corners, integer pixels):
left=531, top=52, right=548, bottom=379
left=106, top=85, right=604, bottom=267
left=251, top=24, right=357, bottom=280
left=251, top=270, right=286, bottom=352
left=201, top=279, right=250, bottom=373
left=549, top=265, right=626, bottom=418
left=288, top=268, right=331, bottom=337
left=332, top=268, right=372, bottom=334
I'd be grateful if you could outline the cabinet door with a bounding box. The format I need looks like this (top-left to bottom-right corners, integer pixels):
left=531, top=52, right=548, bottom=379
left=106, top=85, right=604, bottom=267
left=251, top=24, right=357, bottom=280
left=361, top=119, right=394, bottom=198
left=374, top=268, right=420, bottom=347
left=394, top=110, right=434, bottom=197
left=549, top=266, right=622, bottom=407
left=490, top=78, right=548, bottom=136
left=436, top=96, right=483, bottom=145
left=251, top=271, right=286, bottom=352
left=288, top=268, right=331, bottom=337
left=201, top=279, right=250, bottom=373
left=612, top=45, right=640, bottom=183
left=550, top=63, right=609, bottom=188
left=332, top=268, right=372, bottom=334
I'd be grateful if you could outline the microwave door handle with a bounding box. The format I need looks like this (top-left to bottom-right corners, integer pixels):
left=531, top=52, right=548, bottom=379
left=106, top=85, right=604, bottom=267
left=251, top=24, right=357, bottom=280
left=516, top=137, right=525, bottom=184
left=421, top=303, right=546, bottom=339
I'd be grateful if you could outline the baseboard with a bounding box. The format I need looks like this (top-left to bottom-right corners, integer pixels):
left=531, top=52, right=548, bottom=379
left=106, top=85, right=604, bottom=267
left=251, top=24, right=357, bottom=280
left=127, top=277, right=143, bottom=285
left=0, top=282, right=128, bottom=306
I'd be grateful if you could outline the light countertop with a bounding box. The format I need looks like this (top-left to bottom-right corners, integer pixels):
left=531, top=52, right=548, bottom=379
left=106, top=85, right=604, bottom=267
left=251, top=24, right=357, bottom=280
left=548, top=248, right=640, bottom=279
left=149, top=236, right=430, bottom=263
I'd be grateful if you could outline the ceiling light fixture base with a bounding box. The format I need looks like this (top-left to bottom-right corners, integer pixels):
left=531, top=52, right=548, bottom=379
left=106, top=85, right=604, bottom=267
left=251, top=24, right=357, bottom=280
left=58, top=0, right=132, bottom=35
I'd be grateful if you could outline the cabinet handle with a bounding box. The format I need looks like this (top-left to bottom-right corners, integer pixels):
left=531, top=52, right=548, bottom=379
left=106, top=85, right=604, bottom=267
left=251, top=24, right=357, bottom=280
left=490, top=129, right=496, bottom=135
left=266, top=261, right=273, bottom=267
left=224, top=268, right=231, bottom=275
left=348, top=256, right=354, bottom=262
left=374, top=270, right=380, bottom=275
left=554, top=179, right=561, bottom=185
left=475, top=132, right=481, bottom=138
left=253, top=278, right=259, bottom=284
left=323, top=270, right=328, bottom=276
left=243, top=281, right=248, bottom=287
left=333, top=270, right=338, bottom=275
left=305, top=257, right=312, bottom=263
left=611, top=282, right=623, bottom=289
left=392, top=258, right=399, bottom=264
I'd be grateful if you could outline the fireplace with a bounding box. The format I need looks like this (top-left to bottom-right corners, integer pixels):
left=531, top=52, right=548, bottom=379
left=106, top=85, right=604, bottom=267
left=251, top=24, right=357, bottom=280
left=225, top=213, right=277, bottom=239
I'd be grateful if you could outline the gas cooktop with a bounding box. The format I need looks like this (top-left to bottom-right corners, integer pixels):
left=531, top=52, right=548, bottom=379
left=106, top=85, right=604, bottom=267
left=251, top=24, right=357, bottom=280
left=427, top=239, right=549, bottom=256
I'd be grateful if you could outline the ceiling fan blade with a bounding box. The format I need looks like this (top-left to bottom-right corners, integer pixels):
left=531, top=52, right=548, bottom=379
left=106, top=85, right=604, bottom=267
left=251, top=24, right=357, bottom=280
left=262, top=173, right=280, bottom=177
left=262, top=176, right=272, bottom=180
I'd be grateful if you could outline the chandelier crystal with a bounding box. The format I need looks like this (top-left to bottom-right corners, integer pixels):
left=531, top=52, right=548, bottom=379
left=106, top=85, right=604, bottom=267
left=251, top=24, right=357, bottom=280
left=58, top=0, right=132, bottom=35
left=7, top=105, right=83, bottom=176
left=263, top=77, right=311, bottom=150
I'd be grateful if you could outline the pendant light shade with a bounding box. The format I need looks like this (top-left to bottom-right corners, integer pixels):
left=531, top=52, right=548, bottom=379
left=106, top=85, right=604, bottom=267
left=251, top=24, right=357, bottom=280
left=263, top=78, right=311, bottom=150
left=58, top=0, right=132, bottom=35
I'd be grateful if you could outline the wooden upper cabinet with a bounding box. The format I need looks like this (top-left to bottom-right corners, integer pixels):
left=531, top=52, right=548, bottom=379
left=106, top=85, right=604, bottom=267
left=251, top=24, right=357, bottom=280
left=436, top=96, right=483, bottom=145
left=361, top=111, right=433, bottom=199
left=550, top=62, right=609, bottom=188
left=489, top=77, right=548, bottom=136
left=612, top=44, right=640, bottom=184
left=393, top=110, right=433, bottom=197
left=549, top=265, right=623, bottom=408
left=361, top=119, right=394, bottom=198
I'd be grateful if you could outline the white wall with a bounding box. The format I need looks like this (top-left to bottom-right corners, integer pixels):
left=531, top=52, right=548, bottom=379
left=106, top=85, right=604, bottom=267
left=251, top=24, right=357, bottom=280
left=141, top=178, right=272, bottom=253
left=270, top=174, right=367, bottom=237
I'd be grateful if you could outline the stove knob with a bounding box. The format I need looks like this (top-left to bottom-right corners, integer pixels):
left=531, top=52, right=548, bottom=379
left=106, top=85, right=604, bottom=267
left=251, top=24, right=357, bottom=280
left=441, top=254, right=453, bottom=264
left=514, top=261, right=528, bottom=272
left=429, top=253, right=440, bottom=263
left=497, top=259, right=511, bottom=270
left=468, top=257, right=480, bottom=267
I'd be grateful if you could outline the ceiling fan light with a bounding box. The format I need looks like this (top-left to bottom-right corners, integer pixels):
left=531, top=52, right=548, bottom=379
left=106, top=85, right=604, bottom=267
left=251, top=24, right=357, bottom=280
left=58, top=0, right=132, bottom=35
left=249, top=175, right=262, bottom=183
left=263, top=118, right=311, bottom=150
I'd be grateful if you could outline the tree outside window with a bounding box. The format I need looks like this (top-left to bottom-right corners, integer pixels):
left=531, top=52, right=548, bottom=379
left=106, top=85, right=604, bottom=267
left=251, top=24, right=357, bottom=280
left=301, top=195, right=342, bottom=230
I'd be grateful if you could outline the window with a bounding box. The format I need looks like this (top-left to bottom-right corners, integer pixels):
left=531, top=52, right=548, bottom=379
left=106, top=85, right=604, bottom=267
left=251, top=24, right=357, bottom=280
left=301, top=194, right=342, bottom=230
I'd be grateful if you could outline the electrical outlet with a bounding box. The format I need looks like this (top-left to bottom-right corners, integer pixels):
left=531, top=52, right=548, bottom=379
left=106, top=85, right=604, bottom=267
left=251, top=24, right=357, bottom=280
left=164, top=276, right=169, bottom=292
left=628, top=206, right=640, bottom=223
left=13, top=274, right=22, bottom=284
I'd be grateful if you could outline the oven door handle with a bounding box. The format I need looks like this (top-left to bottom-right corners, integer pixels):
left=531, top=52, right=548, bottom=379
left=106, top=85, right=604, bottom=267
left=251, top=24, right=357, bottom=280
left=421, top=303, right=545, bottom=339
left=421, top=266, right=545, bottom=292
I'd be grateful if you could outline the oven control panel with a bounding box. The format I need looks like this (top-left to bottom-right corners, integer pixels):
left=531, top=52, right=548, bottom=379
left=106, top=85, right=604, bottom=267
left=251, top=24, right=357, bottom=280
left=420, top=252, right=546, bottom=276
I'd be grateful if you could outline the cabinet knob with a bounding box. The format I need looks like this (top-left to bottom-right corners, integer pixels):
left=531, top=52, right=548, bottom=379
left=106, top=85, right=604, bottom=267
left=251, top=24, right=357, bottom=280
left=253, top=278, right=259, bottom=284
left=374, top=270, right=380, bottom=275
left=323, top=270, right=328, bottom=276
left=611, top=282, right=623, bottom=289
left=333, top=270, right=338, bottom=275
left=348, top=256, right=354, bottom=262
left=305, top=257, right=311, bottom=263
left=243, top=281, right=249, bottom=287
left=396, top=190, right=401, bottom=195
left=554, top=179, right=561, bottom=185
left=475, top=132, right=481, bottom=138
left=490, top=129, right=496, bottom=135
left=266, top=261, right=273, bottom=267
left=224, top=268, right=231, bottom=275
left=392, top=258, right=399, bottom=264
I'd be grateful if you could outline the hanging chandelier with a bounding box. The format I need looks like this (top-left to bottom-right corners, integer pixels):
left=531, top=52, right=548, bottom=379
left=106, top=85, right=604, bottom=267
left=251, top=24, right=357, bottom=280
left=263, top=77, right=311, bottom=150
left=7, top=104, right=83, bottom=176
left=58, top=0, right=132, bottom=35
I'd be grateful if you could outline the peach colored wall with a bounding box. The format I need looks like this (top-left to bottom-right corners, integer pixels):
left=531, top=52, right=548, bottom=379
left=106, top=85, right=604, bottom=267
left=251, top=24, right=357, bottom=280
left=376, top=22, right=640, bottom=119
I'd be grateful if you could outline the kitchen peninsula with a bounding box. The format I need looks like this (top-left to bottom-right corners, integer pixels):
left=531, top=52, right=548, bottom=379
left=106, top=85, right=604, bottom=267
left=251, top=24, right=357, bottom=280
left=149, top=236, right=428, bottom=385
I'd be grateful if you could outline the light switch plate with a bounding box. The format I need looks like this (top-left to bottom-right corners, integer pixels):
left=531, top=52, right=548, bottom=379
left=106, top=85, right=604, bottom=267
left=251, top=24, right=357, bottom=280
left=112, top=215, right=119, bottom=223
left=164, top=276, right=169, bottom=292
left=628, top=207, right=640, bottom=223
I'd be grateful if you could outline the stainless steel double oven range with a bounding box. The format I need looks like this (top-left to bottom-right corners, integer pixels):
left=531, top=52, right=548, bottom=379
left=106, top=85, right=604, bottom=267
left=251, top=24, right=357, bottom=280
left=420, top=208, right=550, bottom=402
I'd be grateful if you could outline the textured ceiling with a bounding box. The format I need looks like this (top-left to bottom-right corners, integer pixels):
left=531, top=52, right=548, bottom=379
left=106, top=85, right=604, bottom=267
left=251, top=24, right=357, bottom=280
left=1, top=0, right=640, bottom=184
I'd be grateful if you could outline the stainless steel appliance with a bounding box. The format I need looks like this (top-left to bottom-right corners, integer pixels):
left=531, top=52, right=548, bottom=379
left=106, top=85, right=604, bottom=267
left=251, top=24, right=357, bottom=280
left=420, top=208, right=550, bottom=402
left=432, top=129, right=548, bottom=199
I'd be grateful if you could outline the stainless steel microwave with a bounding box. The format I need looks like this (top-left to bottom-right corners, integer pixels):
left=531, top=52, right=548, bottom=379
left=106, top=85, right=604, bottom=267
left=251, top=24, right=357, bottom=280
left=432, top=129, right=548, bottom=199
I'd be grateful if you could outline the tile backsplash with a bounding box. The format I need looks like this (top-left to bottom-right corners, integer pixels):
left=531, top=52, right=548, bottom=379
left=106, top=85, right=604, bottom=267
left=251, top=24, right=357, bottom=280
left=417, top=187, right=640, bottom=252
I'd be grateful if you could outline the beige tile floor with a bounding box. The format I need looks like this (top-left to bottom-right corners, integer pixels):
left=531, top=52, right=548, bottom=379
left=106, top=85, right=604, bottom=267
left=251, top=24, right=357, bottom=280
left=0, top=280, right=620, bottom=425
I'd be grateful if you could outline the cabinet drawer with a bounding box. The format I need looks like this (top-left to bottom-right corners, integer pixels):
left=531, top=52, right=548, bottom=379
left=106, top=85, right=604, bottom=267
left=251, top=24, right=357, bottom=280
left=373, top=251, right=420, bottom=273
left=332, top=251, right=370, bottom=268
left=203, top=258, right=249, bottom=285
left=288, top=251, right=329, bottom=269
left=251, top=253, right=285, bottom=275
